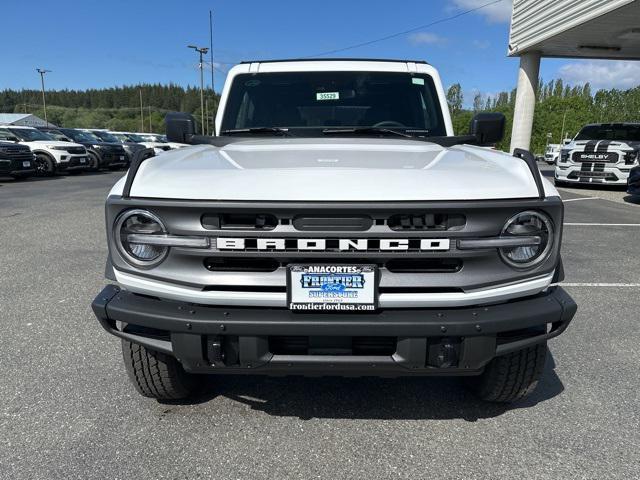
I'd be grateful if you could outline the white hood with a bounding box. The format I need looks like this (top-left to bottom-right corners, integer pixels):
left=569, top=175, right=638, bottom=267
left=117, top=138, right=551, bottom=201
left=29, top=140, right=84, bottom=148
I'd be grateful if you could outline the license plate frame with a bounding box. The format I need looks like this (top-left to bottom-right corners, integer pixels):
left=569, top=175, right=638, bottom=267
left=22, top=161, right=31, bottom=168
left=287, top=264, right=378, bottom=312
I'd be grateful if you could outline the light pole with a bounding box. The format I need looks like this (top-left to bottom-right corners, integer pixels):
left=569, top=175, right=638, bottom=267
left=188, top=45, right=209, bottom=135
left=560, top=108, right=569, bottom=144
left=36, top=68, right=51, bottom=127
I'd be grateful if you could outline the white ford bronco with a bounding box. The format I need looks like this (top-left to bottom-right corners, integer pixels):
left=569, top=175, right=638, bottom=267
left=92, top=59, right=576, bottom=403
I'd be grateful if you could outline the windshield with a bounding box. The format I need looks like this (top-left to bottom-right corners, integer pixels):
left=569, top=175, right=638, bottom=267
left=575, top=125, right=640, bottom=142
left=92, top=131, right=120, bottom=143
left=125, top=133, right=146, bottom=142
left=8, top=127, right=52, bottom=141
left=63, top=129, right=101, bottom=143
left=220, top=71, right=447, bottom=136
left=45, top=130, right=71, bottom=141
left=0, top=129, right=20, bottom=141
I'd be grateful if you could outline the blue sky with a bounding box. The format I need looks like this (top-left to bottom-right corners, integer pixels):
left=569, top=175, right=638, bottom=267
left=1, top=0, right=638, bottom=107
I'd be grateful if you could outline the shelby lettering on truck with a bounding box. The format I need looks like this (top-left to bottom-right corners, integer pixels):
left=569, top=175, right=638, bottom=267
left=92, top=59, right=577, bottom=404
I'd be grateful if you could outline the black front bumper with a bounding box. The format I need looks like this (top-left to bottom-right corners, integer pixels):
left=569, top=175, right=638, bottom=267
left=102, top=152, right=129, bottom=167
left=57, top=157, right=90, bottom=172
left=92, top=285, right=576, bottom=376
left=0, top=158, right=36, bottom=176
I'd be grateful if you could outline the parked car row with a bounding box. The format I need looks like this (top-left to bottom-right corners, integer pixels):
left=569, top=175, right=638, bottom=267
left=0, top=126, right=185, bottom=179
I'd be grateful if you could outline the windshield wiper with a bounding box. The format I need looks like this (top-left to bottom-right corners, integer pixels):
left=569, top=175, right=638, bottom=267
left=322, top=127, right=414, bottom=138
left=221, top=127, right=293, bottom=136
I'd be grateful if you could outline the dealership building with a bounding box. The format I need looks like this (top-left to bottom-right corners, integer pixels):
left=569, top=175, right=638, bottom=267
left=0, top=113, right=54, bottom=128
left=509, top=0, right=640, bottom=151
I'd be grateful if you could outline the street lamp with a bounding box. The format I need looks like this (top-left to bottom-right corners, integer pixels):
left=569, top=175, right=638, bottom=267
left=36, top=68, right=51, bottom=127
left=188, top=45, right=209, bottom=135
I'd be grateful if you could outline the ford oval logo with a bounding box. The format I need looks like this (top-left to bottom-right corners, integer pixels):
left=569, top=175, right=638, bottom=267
left=322, top=283, right=345, bottom=292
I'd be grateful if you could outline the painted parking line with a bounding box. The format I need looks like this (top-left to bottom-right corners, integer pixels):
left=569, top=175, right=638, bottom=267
left=564, top=223, right=640, bottom=226
left=553, top=283, right=640, bottom=287
left=562, top=196, right=601, bottom=202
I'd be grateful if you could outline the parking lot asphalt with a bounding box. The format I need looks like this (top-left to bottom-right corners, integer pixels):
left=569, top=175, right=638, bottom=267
left=1, top=171, right=639, bottom=480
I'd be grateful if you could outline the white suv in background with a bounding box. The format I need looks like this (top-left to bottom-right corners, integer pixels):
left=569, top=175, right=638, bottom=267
left=0, top=126, right=89, bottom=175
left=134, top=132, right=189, bottom=149
left=110, top=132, right=172, bottom=155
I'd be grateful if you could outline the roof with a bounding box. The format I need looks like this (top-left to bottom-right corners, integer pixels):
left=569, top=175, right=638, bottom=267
left=509, top=0, right=640, bottom=59
left=0, top=113, right=31, bottom=124
left=240, top=58, right=429, bottom=65
left=0, top=125, right=35, bottom=129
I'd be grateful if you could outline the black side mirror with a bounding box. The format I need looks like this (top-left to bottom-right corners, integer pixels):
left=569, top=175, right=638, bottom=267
left=166, top=112, right=197, bottom=144
left=469, top=112, right=505, bottom=146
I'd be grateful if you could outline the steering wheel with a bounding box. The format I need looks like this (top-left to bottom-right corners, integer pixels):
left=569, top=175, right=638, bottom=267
left=372, top=121, right=406, bottom=128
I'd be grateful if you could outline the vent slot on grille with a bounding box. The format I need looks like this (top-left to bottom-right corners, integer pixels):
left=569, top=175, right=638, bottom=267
left=204, top=257, right=279, bottom=272
left=385, top=258, right=462, bottom=273
left=202, top=213, right=278, bottom=230
left=388, top=213, right=465, bottom=231
left=269, top=336, right=397, bottom=356
left=293, top=215, right=373, bottom=231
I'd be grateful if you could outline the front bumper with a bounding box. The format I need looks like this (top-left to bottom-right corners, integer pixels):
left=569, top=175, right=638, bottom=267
left=0, top=157, right=35, bottom=176
left=57, top=155, right=90, bottom=172
left=92, top=285, right=576, bottom=376
left=102, top=152, right=129, bottom=167
left=555, top=164, right=631, bottom=185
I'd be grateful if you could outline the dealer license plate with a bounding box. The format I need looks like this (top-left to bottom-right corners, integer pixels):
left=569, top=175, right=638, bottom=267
left=287, top=264, right=377, bottom=311
left=22, top=161, right=31, bottom=167
left=79, top=157, right=87, bottom=164
left=120, top=155, right=125, bottom=161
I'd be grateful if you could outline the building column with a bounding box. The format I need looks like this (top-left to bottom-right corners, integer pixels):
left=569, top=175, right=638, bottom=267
left=510, top=51, right=541, bottom=153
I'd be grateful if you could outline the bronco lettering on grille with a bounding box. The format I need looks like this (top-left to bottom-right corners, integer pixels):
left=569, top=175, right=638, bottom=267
left=216, top=238, right=451, bottom=251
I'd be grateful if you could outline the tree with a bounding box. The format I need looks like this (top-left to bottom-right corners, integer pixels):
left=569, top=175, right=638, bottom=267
left=473, top=93, right=483, bottom=112
left=446, top=83, right=463, bottom=115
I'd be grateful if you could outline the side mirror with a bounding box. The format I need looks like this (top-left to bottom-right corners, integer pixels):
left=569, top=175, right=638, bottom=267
left=469, top=112, right=505, bottom=146
left=166, top=112, right=197, bottom=144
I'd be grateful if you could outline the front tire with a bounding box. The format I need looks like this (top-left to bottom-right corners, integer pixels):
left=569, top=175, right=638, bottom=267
left=466, top=343, right=547, bottom=403
left=34, top=153, right=55, bottom=176
left=87, top=152, right=101, bottom=172
left=121, top=340, right=201, bottom=400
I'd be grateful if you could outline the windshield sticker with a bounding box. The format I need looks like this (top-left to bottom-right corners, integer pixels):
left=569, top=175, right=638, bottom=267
left=316, top=92, right=340, bottom=101
left=412, top=77, right=425, bottom=85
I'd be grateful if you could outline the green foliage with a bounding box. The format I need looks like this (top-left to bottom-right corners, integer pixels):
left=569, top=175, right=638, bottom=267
left=450, top=79, right=640, bottom=154
left=2, top=79, right=639, bottom=150
left=0, top=84, right=218, bottom=133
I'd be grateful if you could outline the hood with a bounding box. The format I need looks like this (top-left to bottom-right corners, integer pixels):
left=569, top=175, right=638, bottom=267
left=123, top=138, right=545, bottom=201
left=29, top=140, right=84, bottom=148
left=567, top=139, right=638, bottom=150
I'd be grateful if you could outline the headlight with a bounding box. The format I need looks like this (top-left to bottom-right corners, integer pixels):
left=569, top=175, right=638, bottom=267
left=499, top=211, right=554, bottom=269
left=114, top=210, right=168, bottom=268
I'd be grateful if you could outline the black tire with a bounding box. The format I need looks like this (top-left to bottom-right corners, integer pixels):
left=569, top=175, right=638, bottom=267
left=87, top=151, right=101, bottom=172
left=121, top=340, right=201, bottom=400
left=467, top=343, right=547, bottom=403
left=34, top=153, right=55, bottom=176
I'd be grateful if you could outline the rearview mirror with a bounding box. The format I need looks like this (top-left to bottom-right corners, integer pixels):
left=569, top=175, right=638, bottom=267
left=469, top=112, right=505, bottom=146
left=166, top=112, right=197, bottom=143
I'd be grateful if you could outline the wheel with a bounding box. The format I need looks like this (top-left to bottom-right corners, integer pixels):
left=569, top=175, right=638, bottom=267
left=87, top=152, right=101, bottom=172
left=33, top=153, right=55, bottom=176
left=121, top=340, right=201, bottom=400
left=466, top=343, right=547, bottom=403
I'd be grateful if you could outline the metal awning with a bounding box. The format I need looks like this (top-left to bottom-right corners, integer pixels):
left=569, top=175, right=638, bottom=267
left=509, top=0, right=640, bottom=60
